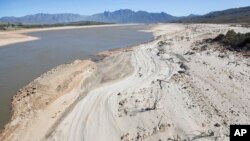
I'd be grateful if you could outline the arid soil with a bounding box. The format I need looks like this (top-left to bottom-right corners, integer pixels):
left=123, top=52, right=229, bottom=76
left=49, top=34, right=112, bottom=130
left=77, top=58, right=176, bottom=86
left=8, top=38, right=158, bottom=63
left=1, top=24, right=250, bottom=141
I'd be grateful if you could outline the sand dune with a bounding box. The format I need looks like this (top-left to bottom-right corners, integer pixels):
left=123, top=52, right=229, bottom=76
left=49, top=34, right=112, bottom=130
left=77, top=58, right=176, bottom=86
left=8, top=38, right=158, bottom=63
left=1, top=24, right=250, bottom=141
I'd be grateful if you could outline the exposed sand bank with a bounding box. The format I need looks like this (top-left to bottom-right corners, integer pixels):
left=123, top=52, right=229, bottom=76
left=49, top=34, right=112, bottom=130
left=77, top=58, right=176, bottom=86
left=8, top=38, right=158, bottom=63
left=0, top=24, right=137, bottom=47
left=0, top=31, right=38, bottom=47
left=0, top=24, right=250, bottom=141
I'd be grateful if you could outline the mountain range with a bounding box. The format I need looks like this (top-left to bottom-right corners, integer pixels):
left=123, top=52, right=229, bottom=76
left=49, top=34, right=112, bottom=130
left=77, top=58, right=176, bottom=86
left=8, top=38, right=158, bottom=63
left=87, top=9, right=177, bottom=23
left=0, top=6, right=250, bottom=24
left=0, top=9, right=177, bottom=24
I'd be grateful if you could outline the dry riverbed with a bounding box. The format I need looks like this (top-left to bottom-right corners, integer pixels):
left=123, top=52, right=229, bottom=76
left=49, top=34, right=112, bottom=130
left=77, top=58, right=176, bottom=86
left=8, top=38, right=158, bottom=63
left=0, top=24, right=250, bottom=141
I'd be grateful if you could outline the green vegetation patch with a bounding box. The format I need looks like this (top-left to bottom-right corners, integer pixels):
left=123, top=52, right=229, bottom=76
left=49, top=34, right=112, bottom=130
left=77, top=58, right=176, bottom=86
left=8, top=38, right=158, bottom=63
left=213, top=30, right=250, bottom=52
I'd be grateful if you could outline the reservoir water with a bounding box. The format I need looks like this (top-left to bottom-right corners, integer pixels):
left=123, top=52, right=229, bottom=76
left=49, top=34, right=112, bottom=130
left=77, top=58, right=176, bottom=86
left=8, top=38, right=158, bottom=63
left=0, top=25, right=153, bottom=128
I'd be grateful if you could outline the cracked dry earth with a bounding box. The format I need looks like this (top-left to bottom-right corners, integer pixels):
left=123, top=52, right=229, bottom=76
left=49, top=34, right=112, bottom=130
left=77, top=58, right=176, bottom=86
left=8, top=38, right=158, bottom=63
left=1, top=24, right=250, bottom=141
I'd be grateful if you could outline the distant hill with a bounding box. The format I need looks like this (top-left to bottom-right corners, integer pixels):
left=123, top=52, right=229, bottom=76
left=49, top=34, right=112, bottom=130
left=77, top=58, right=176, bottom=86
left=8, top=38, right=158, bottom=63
left=85, top=9, right=178, bottom=23
left=177, top=6, right=250, bottom=23
left=0, top=10, right=178, bottom=24
left=0, top=13, right=86, bottom=24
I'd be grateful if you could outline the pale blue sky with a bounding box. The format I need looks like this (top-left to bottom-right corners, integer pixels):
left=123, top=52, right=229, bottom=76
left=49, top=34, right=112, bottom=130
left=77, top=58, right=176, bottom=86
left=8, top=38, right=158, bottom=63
left=0, top=0, right=249, bottom=17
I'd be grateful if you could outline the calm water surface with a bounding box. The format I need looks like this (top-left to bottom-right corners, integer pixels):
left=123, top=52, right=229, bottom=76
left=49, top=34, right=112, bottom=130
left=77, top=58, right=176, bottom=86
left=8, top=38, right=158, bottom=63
left=0, top=25, right=152, bottom=128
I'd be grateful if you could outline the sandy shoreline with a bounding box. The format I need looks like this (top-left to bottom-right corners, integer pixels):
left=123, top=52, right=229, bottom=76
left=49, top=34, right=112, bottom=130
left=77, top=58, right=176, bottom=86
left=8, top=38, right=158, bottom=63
left=0, top=24, right=138, bottom=47
left=1, top=24, right=250, bottom=141
left=0, top=31, right=39, bottom=47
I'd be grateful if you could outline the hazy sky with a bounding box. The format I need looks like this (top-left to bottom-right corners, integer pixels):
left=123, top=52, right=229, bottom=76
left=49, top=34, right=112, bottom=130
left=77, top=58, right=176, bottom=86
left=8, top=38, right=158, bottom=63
left=0, top=0, right=249, bottom=17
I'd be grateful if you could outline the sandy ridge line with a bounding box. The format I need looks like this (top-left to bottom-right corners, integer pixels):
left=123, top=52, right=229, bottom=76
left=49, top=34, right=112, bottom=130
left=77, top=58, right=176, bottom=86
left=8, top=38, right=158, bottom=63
left=0, top=59, right=97, bottom=139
